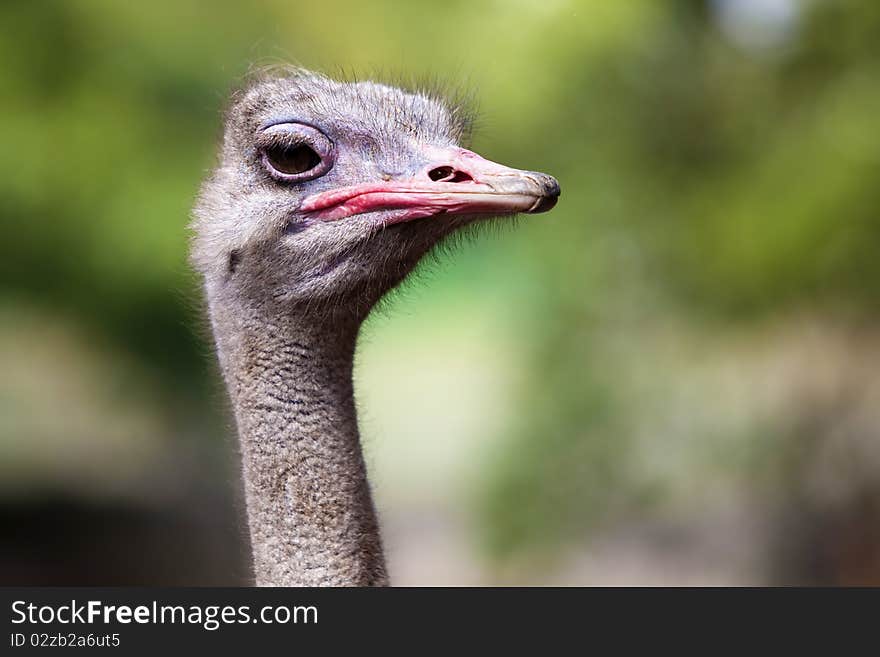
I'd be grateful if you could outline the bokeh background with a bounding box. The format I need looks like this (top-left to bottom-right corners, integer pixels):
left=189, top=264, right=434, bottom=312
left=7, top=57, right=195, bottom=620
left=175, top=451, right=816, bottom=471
left=2, top=0, right=879, bottom=585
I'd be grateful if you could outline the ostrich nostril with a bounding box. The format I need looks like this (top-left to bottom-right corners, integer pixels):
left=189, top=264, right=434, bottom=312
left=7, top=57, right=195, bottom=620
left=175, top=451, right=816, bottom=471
left=428, top=166, right=473, bottom=183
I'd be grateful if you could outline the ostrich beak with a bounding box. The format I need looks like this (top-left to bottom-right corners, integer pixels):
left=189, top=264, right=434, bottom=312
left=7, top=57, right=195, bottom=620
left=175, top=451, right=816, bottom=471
left=300, top=145, right=560, bottom=224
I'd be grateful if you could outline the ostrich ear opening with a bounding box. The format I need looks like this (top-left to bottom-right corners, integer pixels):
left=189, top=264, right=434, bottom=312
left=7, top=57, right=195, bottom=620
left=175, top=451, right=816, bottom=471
left=227, top=250, right=242, bottom=274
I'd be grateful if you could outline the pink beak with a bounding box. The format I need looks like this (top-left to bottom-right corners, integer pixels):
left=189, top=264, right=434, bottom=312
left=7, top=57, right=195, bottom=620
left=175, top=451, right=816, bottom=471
left=300, top=145, right=560, bottom=224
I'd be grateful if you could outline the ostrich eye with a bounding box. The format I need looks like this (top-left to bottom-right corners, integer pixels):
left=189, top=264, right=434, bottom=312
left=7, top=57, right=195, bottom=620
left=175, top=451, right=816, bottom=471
left=258, top=122, right=336, bottom=182
left=265, top=144, right=321, bottom=175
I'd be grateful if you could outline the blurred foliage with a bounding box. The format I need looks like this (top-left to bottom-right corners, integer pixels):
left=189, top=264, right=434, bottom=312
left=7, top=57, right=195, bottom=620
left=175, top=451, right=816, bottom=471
left=2, top=0, right=880, bottom=581
left=475, top=0, right=880, bottom=562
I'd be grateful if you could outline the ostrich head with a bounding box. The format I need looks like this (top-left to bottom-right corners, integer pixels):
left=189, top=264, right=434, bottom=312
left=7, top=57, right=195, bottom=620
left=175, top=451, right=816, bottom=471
left=192, top=70, right=559, bottom=318
left=191, top=69, right=560, bottom=586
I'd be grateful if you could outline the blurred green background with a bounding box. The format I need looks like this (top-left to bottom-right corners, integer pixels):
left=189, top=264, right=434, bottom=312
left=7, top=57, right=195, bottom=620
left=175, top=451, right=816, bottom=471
left=2, top=0, right=879, bottom=584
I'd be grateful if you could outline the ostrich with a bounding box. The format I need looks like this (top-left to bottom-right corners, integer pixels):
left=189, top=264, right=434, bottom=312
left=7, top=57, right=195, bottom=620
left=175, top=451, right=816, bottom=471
left=191, top=69, right=559, bottom=586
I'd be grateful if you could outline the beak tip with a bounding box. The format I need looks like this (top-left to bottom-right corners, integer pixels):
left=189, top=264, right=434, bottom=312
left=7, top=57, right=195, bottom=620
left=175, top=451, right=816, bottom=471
left=525, top=174, right=560, bottom=214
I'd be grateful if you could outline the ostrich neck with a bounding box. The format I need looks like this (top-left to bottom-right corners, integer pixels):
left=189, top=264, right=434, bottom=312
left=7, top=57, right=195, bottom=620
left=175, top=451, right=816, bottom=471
left=210, top=299, right=387, bottom=586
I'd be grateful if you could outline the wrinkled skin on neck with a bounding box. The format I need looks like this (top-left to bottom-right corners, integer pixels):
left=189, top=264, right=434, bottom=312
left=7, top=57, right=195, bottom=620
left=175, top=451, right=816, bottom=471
left=209, top=291, right=387, bottom=586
